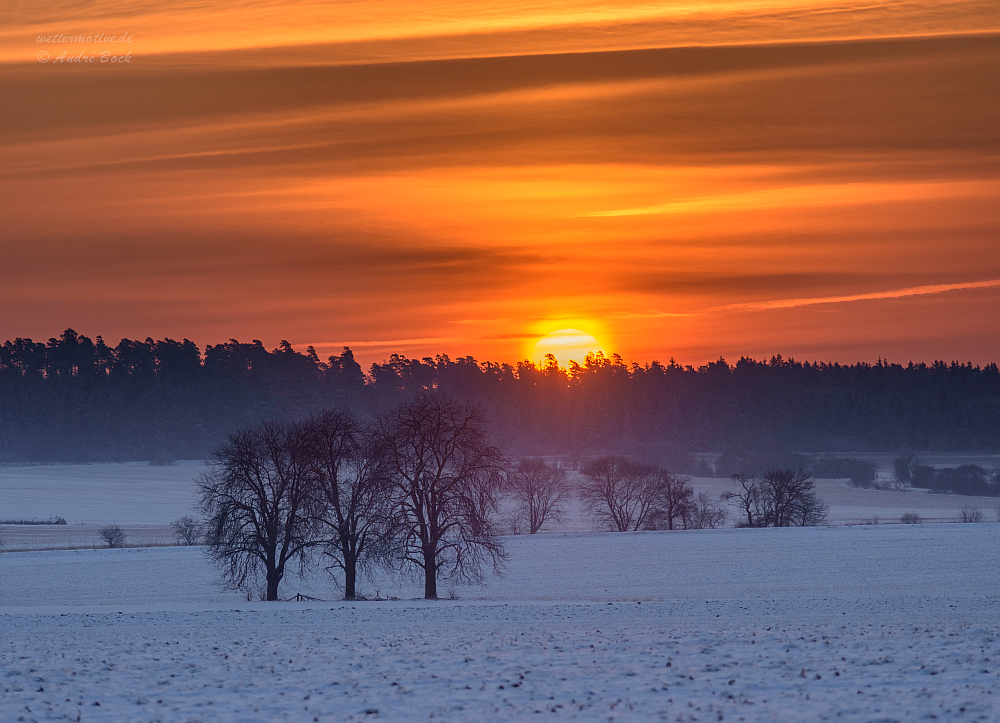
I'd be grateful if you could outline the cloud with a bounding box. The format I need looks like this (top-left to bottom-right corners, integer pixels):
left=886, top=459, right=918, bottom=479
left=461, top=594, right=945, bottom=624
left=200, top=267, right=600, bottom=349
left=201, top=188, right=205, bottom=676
left=3, top=2, right=1000, bottom=365
left=714, top=278, right=1000, bottom=312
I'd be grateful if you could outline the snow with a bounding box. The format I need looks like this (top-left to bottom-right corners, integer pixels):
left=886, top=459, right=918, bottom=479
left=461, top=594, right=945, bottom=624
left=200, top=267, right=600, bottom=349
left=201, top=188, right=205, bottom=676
left=4, top=604, right=999, bottom=722
left=0, top=462, right=204, bottom=525
left=2, top=463, right=997, bottom=547
left=0, top=524, right=177, bottom=551
left=2, top=524, right=1000, bottom=721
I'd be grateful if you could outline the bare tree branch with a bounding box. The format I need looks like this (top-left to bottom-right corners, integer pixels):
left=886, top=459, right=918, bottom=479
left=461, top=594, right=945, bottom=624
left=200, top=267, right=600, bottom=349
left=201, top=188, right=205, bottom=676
left=306, top=410, right=398, bottom=600
left=199, top=420, right=317, bottom=601
left=378, top=395, right=508, bottom=599
left=508, top=458, right=571, bottom=534
left=580, top=456, right=660, bottom=532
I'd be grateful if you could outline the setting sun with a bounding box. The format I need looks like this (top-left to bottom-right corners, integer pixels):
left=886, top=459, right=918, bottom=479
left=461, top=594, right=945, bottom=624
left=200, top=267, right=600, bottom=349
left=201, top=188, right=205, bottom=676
left=531, top=329, right=607, bottom=368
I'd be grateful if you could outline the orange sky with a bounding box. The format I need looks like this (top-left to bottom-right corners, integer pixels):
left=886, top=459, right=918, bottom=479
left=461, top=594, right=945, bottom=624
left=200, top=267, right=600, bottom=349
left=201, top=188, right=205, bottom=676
left=2, top=1, right=999, bottom=367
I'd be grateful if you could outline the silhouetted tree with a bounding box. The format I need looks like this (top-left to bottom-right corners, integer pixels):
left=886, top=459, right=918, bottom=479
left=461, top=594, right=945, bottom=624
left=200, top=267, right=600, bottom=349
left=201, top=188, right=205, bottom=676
left=508, top=458, right=570, bottom=534
left=646, top=471, right=694, bottom=531
left=199, top=421, right=316, bottom=601
left=306, top=410, right=397, bottom=600
left=171, top=515, right=202, bottom=545
left=378, top=396, right=507, bottom=599
left=724, top=468, right=827, bottom=527
left=580, top=456, right=660, bottom=532
left=724, top=473, right=763, bottom=528
left=682, top=491, right=729, bottom=529
left=99, top=524, right=126, bottom=548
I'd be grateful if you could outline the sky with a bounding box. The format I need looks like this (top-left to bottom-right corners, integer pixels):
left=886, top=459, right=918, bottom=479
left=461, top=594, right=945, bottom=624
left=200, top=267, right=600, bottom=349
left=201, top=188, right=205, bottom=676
left=2, top=0, right=999, bottom=367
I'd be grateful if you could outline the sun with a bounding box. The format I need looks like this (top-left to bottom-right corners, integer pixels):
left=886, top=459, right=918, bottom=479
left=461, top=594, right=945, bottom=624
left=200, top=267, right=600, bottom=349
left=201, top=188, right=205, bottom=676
left=531, top=329, right=607, bottom=368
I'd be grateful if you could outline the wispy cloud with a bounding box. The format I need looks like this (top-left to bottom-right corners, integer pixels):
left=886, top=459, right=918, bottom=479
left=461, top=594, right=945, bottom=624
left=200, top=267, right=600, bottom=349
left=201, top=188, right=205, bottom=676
left=714, top=278, right=1000, bottom=312
left=582, top=180, right=997, bottom=217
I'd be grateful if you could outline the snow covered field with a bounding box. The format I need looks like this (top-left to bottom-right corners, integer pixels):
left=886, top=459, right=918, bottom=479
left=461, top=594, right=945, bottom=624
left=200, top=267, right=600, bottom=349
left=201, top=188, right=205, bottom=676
left=4, top=463, right=998, bottom=552
left=0, top=462, right=204, bottom=525
left=2, top=524, right=999, bottom=721
left=0, top=524, right=176, bottom=551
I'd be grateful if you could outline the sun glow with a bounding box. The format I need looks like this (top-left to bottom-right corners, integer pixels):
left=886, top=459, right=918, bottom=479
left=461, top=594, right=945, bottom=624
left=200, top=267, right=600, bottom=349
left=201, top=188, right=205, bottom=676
left=531, top=329, right=607, bottom=368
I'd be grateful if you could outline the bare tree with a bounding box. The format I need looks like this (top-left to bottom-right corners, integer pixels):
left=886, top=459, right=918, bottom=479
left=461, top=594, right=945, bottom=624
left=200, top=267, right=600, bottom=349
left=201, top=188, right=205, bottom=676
left=171, top=515, right=202, bottom=546
left=508, top=458, right=571, bottom=534
left=580, top=456, right=659, bottom=532
left=793, top=487, right=830, bottom=527
left=646, top=471, right=694, bottom=530
left=723, top=473, right=763, bottom=528
left=683, top=492, right=729, bottom=529
left=99, top=524, right=126, bottom=548
left=199, top=421, right=316, bottom=601
left=759, top=468, right=814, bottom=527
left=306, top=410, right=397, bottom=601
left=378, top=395, right=507, bottom=599
left=723, top=469, right=826, bottom=527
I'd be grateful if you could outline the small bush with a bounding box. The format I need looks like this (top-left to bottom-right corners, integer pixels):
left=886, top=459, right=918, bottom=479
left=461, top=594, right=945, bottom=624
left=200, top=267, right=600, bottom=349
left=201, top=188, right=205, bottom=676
left=899, top=512, right=922, bottom=524
left=959, top=507, right=984, bottom=523
left=99, top=524, right=127, bottom=548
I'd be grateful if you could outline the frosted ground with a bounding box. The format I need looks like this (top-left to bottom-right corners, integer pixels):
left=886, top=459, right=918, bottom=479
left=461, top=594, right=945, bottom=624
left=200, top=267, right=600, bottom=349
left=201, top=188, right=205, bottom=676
left=2, top=463, right=1000, bottom=721
left=2, top=525, right=1000, bottom=721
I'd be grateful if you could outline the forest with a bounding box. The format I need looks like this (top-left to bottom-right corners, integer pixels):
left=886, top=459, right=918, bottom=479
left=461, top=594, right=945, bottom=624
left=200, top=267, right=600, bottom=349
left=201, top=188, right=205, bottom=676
left=3, top=328, right=1000, bottom=465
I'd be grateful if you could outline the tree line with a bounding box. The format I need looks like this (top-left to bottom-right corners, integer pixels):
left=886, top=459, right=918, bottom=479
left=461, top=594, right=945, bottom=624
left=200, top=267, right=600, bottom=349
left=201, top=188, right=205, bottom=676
left=5, top=328, right=1000, bottom=463
left=199, top=396, right=828, bottom=601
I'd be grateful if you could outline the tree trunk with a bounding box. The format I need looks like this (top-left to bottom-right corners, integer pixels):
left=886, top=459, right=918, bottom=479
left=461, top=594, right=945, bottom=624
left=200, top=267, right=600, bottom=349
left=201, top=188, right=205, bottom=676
left=344, top=555, right=357, bottom=601
left=266, top=568, right=281, bottom=601
left=423, top=558, right=437, bottom=599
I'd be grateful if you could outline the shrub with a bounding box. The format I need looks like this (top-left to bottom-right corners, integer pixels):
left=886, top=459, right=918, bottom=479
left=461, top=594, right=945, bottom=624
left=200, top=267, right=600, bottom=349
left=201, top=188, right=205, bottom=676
left=899, top=512, right=922, bottom=524
left=99, top=524, right=127, bottom=548
left=959, top=506, right=985, bottom=523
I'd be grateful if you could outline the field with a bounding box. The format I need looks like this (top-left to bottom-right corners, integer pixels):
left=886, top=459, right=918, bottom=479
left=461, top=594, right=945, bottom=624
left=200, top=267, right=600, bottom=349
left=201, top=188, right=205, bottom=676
left=2, top=526, right=1000, bottom=721
left=2, top=463, right=999, bottom=721
left=2, top=462, right=999, bottom=551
